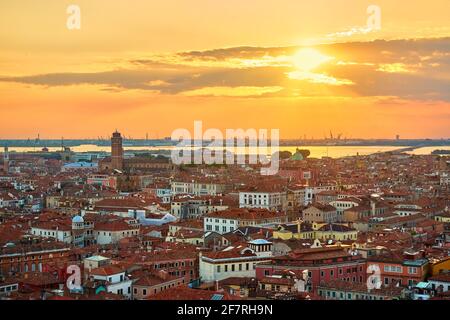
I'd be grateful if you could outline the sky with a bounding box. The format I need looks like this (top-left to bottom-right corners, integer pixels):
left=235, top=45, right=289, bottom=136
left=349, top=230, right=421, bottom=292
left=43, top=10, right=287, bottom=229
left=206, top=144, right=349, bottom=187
left=0, top=0, right=449, bottom=139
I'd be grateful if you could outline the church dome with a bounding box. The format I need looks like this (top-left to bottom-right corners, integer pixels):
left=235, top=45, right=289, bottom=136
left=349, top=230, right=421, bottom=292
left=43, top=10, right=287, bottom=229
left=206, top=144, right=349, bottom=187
left=72, top=215, right=84, bottom=223
left=291, top=150, right=304, bottom=161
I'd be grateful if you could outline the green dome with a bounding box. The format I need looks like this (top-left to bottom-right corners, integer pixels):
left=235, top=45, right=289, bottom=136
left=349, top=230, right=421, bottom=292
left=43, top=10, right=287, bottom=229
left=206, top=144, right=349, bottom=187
left=291, top=149, right=304, bottom=161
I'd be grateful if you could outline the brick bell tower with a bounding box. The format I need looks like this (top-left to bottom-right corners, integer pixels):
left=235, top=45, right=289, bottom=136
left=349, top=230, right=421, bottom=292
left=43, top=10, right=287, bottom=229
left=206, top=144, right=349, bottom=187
left=3, top=146, right=9, bottom=173
left=111, top=130, right=123, bottom=171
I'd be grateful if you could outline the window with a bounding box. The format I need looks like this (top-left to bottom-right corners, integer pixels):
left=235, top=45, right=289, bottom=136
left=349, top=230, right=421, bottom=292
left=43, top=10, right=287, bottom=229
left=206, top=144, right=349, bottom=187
left=408, top=267, right=417, bottom=274
left=384, top=265, right=402, bottom=273
left=143, top=289, right=147, bottom=295
left=217, top=266, right=221, bottom=273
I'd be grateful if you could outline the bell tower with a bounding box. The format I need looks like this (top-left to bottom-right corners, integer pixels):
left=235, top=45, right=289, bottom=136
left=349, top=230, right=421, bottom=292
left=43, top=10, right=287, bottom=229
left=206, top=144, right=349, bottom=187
left=111, top=131, right=123, bottom=171
left=3, top=146, right=9, bottom=173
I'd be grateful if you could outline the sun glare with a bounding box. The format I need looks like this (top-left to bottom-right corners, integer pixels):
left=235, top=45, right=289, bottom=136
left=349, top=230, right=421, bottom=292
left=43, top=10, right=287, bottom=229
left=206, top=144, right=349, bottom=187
left=292, top=48, right=333, bottom=71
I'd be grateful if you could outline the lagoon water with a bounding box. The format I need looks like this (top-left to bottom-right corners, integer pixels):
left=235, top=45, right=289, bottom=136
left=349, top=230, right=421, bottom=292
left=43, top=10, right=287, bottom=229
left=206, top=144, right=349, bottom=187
left=5, top=145, right=412, bottom=159
left=405, top=146, right=450, bottom=155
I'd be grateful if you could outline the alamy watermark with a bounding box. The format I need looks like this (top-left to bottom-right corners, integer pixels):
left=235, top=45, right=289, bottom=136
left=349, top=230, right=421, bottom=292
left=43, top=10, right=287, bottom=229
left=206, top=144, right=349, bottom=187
left=66, top=265, right=82, bottom=291
left=367, top=5, right=381, bottom=31
left=366, top=264, right=382, bottom=290
left=66, top=4, right=81, bottom=30
left=171, top=121, right=279, bottom=176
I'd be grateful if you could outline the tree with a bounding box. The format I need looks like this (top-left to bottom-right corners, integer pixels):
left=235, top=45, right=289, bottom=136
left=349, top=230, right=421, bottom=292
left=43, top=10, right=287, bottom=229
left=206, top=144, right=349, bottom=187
left=277, top=151, right=292, bottom=160
left=297, top=149, right=310, bottom=159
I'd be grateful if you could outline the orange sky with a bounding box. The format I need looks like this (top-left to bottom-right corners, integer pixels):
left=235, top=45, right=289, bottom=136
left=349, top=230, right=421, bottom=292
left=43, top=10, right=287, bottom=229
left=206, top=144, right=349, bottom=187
left=1, top=0, right=449, bottom=139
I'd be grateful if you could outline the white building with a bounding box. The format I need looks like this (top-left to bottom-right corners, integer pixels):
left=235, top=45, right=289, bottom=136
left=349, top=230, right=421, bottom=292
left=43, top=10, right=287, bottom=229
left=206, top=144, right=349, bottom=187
left=30, top=223, right=72, bottom=243
left=239, top=191, right=286, bottom=211
left=204, top=208, right=287, bottom=235
left=330, top=197, right=362, bottom=220
left=204, top=216, right=239, bottom=235
left=89, top=266, right=132, bottom=299
left=95, top=219, right=140, bottom=245
left=199, top=242, right=273, bottom=282
left=171, top=180, right=226, bottom=196
left=83, top=255, right=111, bottom=271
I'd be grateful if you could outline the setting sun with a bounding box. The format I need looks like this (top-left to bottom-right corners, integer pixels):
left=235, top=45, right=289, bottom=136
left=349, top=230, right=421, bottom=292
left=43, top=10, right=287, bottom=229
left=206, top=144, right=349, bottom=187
left=292, top=48, right=334, bottom=71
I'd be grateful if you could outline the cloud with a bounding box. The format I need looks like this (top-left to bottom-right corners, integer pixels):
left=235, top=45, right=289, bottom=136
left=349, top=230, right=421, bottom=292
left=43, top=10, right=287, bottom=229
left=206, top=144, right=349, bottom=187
left=376, top=63, right=415, bottom=73
left=286, top=71, right=354, bottom=86
left=1, top=37, right=449, bottom=100
left=181, top=86, right=283, bottom=97
left=327, top=26, right=376, bottom=39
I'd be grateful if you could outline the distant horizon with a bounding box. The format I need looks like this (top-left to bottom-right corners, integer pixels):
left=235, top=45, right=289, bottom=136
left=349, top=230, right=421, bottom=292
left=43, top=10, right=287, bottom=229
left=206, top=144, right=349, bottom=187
left=0, top=137, right=450, bottom=141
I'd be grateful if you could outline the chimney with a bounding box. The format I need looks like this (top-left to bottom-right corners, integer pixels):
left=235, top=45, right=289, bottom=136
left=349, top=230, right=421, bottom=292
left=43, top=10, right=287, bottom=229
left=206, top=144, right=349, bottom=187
left=158, top=269, right=168, bottom=280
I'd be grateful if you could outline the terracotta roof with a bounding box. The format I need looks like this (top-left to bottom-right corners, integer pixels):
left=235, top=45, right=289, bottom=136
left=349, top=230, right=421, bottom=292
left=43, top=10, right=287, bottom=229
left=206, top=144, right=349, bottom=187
left=202, top=245, right=256, bottom=260
left=133, top=273, right=182, bottom=287
left=89, top=265, right=124, bottom=277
